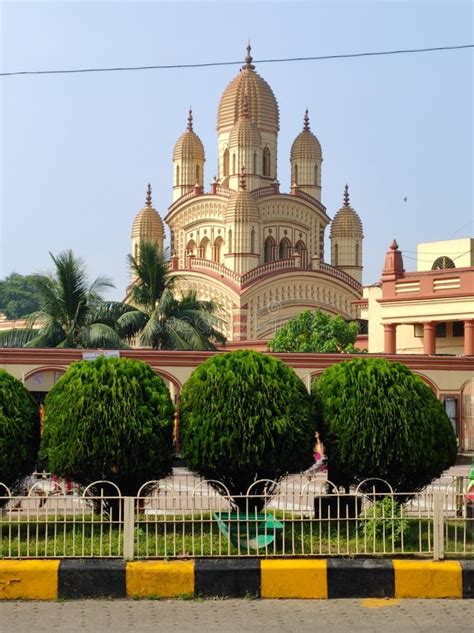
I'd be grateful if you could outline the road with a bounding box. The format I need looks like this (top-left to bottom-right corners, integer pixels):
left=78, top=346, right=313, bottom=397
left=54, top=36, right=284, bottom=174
left=1, top=599, right=473, bottom=633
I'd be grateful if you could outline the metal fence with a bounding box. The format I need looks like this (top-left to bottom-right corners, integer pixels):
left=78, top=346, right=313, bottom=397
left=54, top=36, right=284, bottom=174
left=0, top=474, right=473, bottom=561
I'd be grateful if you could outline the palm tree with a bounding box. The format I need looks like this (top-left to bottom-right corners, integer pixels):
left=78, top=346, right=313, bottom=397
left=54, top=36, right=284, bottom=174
left=0, top=250, right=128, bottom=349
left=119, top=242, right=226, bottom=350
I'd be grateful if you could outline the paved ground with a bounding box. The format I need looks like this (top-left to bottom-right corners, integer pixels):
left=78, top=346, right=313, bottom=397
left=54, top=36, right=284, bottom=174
left=1, top=599, right=473, bottom=632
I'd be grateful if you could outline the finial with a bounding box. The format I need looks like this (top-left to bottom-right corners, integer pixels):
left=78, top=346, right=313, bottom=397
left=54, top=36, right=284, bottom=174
left=145, top=183, right=152, bottom=207
left=242, top=94, right=250, bottom=119
left=390, top=239, right=399, bottom=251
left=303, top=109, right=310, bottom=131
left=343, top=184, right=350, bottom=207
left=187, top=107, right=193, bottom=131
left=243, top=41, right=255, bottom=70
left=239, top=165, right=246, bottom=190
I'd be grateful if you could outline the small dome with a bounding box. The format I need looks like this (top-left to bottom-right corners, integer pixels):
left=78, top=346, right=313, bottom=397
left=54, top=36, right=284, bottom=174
left=173, top=109, right=205, bottom=162
left=229, top=96, right=262, bottom=147
left=330, top=186, right=363, bottom=238
left=131, top=185, right=164, bottom=240
left=224, top=168, right=259, bottom=221
left=290, top=110, right=322, bottom=161
left=217, top=46, right=279, bottom=133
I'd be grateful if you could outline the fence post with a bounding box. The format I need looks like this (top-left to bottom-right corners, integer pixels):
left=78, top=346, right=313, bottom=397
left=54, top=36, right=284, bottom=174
left=432, top=491, right=445, bottom=561
left=123, top=497, right=135, bottom=561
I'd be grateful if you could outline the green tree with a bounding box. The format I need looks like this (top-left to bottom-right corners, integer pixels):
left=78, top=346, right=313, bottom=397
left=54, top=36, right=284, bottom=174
left=0, top=250, right=129, bottom=349
left=0, top=369, right=39, bottom=496
left=0, top=272, right=41, bottom=319
left=118, top=241, right=226, bottom=350
left=268, top=309, right=359, bottom=353
left=312, top=358, right=457, bottom=495
left=179, top=350, right=315, bottom=509
left=40, top=356, right=174, bottom=496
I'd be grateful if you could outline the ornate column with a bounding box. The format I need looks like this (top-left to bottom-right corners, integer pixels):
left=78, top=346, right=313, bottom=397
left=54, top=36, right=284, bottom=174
left=423, top=322, right=436, bottom=355
left=383, top=323, right=397, bottom=354
left=464, top=319, right=474, bottom=356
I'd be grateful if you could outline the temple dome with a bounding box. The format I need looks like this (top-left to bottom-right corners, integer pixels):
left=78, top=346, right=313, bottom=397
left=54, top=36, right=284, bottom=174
left=290, top=110, right=322, bottom=161
left=229, top=96, right=262, bottom=147
left=330, top=186, right=363, bottom=238
left=173, top=110, right=205, bottom=161
left=131, top=186, right=164, bottom=241
left=217, top=46, right=279, bottom=133
left=224, top=170, right=259, bottom=220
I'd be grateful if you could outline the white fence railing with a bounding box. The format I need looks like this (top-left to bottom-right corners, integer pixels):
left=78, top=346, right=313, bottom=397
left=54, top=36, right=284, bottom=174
left=0, top=475, right=472, bottom=560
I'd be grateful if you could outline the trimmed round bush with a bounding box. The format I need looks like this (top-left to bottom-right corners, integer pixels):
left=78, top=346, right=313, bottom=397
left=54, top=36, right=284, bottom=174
left=312, top=358, right=457, bottom=494
left=0, top=369, right=39, bottom=493
left=41, top=356, right=174, bottom=495
left=179, top=350, right=315, bottom=508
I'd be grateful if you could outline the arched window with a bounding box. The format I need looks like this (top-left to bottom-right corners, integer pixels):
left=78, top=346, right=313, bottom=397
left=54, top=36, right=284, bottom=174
left=295, top=239, right=308, bottom=268
left=355, top=242, right=359, bottom=266
left=250, top=228, right=255, bottom=253
left=334, top=243, right=339, bottom=267
left=314, top=164, right=318, bottom=185
left=176, top=165, right=180, bottom=186
left=223, top=149, right=229, bottom=177
left=196, top=164, right=200, bottom=183
left=264, top=236, right=275, bottom=263
left=279, top=237, right=291, bottom=260
left=232, top=153, right=236, bottom=174
left=262, top=147, right=271, bottom=177
left=228, top=229, right=233, bottom=254
left=199, top=237, right=210, bottom=259
left=293, top=164, right=298, bottom=185
left=432, top=256, right=455, bottom=270
left=213, top=236, right=224, bottom=263
left=186, top=239, right=196, bottom=255
left=253, top=152, right=257, bottom=174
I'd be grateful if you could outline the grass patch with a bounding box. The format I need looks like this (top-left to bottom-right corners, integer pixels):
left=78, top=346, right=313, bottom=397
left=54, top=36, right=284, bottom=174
left=0, top=512, right=473, bottom=558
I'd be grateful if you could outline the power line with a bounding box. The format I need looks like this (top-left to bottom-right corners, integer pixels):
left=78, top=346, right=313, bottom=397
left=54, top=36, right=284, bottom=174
left=1, top=44, right=473, bottom=77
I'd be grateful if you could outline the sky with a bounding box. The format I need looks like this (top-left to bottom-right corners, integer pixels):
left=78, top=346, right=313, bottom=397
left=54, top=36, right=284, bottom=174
left=1, top=0, right=473, bottom=299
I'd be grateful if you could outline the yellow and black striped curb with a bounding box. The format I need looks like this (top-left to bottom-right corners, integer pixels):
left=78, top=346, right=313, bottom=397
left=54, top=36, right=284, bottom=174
left=0, top=559, right=473, bottom=600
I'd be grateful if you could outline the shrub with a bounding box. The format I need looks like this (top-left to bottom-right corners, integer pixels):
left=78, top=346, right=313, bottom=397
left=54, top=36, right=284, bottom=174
left=268, top=309, right=359, bottom=353
left=0, top=369, right=39, bottom=494
left=41, top=356, right=174, bottom=496
left=312, top=358, right=457, bottom=495
left=359, top=497, right=408, bottom=544
left=179, top=350, right=315, bottom=509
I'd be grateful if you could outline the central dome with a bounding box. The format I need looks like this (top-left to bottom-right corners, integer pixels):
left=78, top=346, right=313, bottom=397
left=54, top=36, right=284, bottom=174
left=217, top=46, right=279, bottom=133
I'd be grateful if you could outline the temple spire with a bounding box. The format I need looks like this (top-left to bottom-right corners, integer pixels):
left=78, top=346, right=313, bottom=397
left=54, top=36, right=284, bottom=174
left=187, top=107, right=193, bottom=131
left=145, top=183, right=152, bottom=207
left=243, top=41, right=255, bottom=70
left=343, top=183, right=350, bottom=207
left=239, top=165, right=246, bottom=190
left=303, top=109, right=310, bottom=131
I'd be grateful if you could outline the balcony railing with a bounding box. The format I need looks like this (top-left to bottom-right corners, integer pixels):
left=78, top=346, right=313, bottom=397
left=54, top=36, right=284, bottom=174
left=187, top=257, right=362, bottom=292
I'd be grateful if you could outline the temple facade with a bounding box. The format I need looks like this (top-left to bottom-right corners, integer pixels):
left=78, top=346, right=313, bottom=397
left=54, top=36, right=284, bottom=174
left=131, top=46, right=364, bottom=341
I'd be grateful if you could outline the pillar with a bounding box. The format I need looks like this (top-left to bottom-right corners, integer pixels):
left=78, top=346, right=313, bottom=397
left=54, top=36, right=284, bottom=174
left=423, top=322, right=436, bottom=355
left=383, top=323, right=397, bottom=354
left=465, top=319, right=474, bottom=356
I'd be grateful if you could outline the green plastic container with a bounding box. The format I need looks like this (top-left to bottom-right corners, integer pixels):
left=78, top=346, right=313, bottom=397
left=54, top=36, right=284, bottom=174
left=213, top=511, right=283, bottom=550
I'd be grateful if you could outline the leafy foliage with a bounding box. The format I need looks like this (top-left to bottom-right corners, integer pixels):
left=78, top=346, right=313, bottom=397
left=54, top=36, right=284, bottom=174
left=121, top=241, right=226, bottom=350
left=0, top=369, right=39, bottom=492
left=0, top=250, right=131, bottom=349
left=0, top=273, right=41, bottom=319
left=268, top=309, right=359, bottom=353
left=312, top=358, right=457, bottom=495
left=40, top=356, right=174, bottom=495
left=359, top=497, right=408, bottom=543
left=179, top=350, right=315, bottom=509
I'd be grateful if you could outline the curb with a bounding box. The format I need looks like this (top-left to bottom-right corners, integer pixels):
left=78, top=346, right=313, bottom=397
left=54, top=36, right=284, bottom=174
left=0, top=559, right=472, bottom=600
